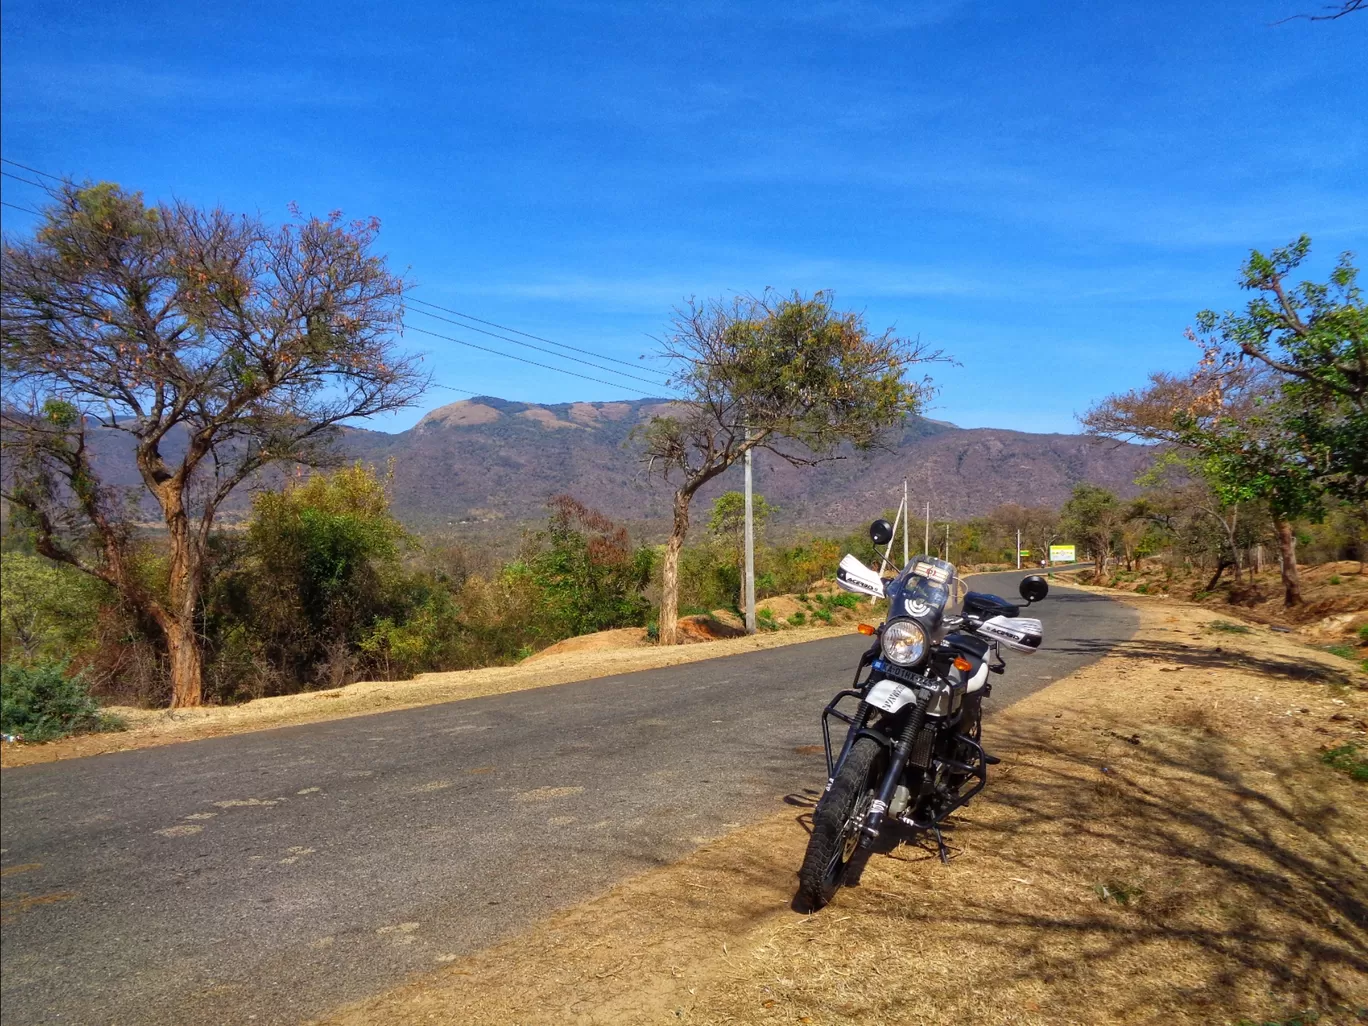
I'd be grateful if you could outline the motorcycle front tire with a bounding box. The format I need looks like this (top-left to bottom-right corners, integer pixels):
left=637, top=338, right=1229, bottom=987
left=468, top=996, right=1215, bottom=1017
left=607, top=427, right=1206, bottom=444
left=798, top=736, right=881, bottom=910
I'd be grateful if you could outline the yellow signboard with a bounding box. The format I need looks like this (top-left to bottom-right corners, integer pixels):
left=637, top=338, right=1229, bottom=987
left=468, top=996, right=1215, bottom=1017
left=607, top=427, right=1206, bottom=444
left=1049, top=544, right=1076, bottom=563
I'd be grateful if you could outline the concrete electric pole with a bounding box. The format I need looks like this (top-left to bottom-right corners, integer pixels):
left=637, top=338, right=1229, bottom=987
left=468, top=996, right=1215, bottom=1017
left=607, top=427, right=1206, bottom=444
left=903, top=479, right=909, bottom=566
left=743, top=428, right=756, bottom=635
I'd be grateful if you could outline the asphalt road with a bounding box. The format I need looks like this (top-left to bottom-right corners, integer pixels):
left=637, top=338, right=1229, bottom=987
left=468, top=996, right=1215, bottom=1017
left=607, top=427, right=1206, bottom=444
left=0, top=569, right=1135, bottom=1026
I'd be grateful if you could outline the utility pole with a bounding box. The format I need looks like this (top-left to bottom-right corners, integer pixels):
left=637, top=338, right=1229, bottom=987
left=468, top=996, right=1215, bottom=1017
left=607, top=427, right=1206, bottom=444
left=903, top=479, right=909, bottom=566
left=945, top=522, right=951, bottom=565
left=743, top=426, right=756, bottom=635
left=1017, top=529, right=1022, bottom=570
left=924, top=502, right=930, bottom=556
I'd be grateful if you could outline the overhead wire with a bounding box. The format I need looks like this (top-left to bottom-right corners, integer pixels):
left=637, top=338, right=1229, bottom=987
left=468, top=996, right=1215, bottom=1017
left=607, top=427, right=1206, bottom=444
left=0, top=158, right=65, bottom=183
left=404, top=323, right=668, bottom=398
left=406, top=303, right=671, bottom=390
left=407, top=296, right=669, bottom=380
left=2, top=158, right=670, bottom=401
left=1, top=169, right=52, bottom=190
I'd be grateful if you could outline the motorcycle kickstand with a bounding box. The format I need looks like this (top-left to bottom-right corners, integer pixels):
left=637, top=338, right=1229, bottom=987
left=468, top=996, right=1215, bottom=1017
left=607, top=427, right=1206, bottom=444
left=930, top=820, right=951, bottom=864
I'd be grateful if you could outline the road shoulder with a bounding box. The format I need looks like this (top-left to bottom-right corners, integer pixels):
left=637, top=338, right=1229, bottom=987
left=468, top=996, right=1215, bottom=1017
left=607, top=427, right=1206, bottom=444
left=1, top=622, right=860, bottom=768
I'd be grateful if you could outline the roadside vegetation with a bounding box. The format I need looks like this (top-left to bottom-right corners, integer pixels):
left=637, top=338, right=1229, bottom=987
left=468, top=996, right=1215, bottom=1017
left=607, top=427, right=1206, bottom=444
left=2, top=184, right=1362, bottom=743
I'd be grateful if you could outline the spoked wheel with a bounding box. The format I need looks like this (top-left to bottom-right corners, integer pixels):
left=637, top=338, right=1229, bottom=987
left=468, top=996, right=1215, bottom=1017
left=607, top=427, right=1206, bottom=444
left=798, top=737, right=881, bottom=910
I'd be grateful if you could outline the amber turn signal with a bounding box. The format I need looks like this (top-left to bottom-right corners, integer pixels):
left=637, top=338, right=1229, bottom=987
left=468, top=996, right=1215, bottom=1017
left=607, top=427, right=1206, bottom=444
left=953, top=656, right=974, bottom=672
left=856, top=623, right=877, bottom=636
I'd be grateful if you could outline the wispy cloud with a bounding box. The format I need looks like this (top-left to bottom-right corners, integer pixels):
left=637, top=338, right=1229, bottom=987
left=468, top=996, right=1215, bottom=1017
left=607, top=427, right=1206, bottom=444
left=1, top=62, right=371, bottom=116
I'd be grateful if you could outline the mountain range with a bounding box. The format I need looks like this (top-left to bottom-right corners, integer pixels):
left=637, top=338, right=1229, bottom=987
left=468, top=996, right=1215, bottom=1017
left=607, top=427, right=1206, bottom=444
left=333, top=397, right=1154, bottom=529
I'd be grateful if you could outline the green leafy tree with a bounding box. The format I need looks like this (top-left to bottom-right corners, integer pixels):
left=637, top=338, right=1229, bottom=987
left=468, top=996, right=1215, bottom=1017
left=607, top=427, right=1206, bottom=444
left=0, top=550, right=108, bottom=664
left=232, top=463, right=410, bottom=689
left=1059, top=484, right=1125, bottom=568
left=1192, top=236, right=1366, bottom=507
left=641, top=290, right=940, bottom=644
left=1083, top=238, right=1366, bottom=605
left=528, top=495, right=653, bottom=637
left=708, top=490, right=775, bottom=605
left=1, top=182, right=424, bottom=706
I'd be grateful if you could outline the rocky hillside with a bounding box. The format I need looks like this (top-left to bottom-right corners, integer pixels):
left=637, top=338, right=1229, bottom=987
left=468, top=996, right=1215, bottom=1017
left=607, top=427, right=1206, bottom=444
left=341, top=396, right=1155, bottom=528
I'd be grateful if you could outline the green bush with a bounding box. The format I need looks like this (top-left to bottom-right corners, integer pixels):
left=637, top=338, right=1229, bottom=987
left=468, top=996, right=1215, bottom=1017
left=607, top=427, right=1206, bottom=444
left=1358, top=624, right=1368, bottom=643
left=788, top=611, right=807, bottom=626
left=1321, top=743, right=1368, bottom=783
left=1134, top=583, right=1149, bottom=594
left=1, top=662, right=123, bottom=742
left=1328, top=575, right=1342, bottom=585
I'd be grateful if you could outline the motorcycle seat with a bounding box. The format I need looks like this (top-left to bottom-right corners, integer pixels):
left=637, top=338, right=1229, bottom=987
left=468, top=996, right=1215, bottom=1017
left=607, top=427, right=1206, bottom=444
left=964, top=591, right=1019, bottom=619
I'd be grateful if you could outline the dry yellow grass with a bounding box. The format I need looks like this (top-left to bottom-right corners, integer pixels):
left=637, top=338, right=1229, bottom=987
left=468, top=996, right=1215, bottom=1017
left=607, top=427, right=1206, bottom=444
left=314, top=598, right=1368, bottom=1026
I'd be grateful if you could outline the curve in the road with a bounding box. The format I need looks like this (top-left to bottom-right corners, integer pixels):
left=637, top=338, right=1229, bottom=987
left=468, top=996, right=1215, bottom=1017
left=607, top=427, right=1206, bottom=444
left=0, top=570, right=1135, bottom=1026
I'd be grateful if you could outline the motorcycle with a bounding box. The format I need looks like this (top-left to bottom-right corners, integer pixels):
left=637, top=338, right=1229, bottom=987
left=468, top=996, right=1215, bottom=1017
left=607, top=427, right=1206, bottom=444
left=797, top=517, right=1049, bottom=909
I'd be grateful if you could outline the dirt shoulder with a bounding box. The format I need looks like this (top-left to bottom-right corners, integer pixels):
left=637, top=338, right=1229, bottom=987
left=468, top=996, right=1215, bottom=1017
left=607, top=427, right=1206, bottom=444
left=313, top=595, right=1368, bottom=1026
left=1, top=621, right=860, bottom=768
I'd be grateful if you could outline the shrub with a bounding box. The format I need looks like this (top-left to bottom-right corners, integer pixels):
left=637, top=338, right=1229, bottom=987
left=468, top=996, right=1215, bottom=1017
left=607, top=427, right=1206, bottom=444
left=1321, top=743, right=1368, bottom=783
left=788, top=611, right=807, bottom=626
left=1207, top=620, right=1252, bottom=634
left=1, top=662, right=123, bottom=742
left=1324, top=644, right=1356, bottom=660
left=1358, top=624, right=1368, bottom=643
left=1135, top=583, right=1149, bottom=594
left=1329, top=575, right=1342, bottom=585
left=756, top=608, right=778, bottom=631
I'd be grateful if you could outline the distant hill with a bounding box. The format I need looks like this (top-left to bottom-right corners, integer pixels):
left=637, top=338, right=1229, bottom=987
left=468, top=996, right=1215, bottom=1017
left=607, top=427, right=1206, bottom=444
left=337, top=397, right=1155, bottom=529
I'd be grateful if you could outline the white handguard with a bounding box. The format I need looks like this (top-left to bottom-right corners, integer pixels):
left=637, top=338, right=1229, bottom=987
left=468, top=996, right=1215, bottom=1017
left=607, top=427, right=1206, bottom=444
left=980, top=615, right=1043, bottom=653
left=836, top=554, right=886, bottom=599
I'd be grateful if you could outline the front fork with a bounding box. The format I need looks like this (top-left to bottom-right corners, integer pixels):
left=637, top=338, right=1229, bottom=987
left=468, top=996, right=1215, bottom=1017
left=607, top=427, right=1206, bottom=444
left=858, top=696, right=930, bottom=848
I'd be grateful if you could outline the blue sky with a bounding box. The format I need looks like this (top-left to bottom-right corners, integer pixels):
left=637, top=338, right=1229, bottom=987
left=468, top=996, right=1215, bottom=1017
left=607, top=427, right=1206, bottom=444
left=2, top=0, right=1364, bottom=433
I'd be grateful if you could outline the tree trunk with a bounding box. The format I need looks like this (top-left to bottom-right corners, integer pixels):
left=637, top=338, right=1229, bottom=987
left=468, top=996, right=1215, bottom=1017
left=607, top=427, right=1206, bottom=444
left=160, top=489, right=206, bottom=707
left=1204, top=559, right=1231, bottom=593
left=164, top=618, right=205, bottom=707
left=1274, top=518, right=1303, bottom=607
left=659, top=489, right=693, bottom=646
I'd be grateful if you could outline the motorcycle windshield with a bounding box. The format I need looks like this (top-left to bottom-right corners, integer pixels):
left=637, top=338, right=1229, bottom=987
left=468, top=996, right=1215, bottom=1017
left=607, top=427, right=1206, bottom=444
left=891, top=556, right=963, bottom=625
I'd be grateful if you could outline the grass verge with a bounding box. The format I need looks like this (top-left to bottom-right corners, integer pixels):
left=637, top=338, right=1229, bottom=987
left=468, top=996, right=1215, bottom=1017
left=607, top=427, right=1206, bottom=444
left=312, top=597, right=1368, bottom=1026
left=0, top=621, right=860, bottom=768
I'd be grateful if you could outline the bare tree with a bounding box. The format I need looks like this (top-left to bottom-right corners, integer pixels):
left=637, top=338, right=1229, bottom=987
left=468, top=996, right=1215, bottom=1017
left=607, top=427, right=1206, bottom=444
left=641, top=291, right=940, bottom=644
left=1275, top=0, right=1365, bottom=22
left=1, top=182, right=425, bottom=706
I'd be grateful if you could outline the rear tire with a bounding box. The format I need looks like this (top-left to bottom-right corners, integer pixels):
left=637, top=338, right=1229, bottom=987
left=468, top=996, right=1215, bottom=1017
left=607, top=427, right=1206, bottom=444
left=798, top=736, right=882, bottom=910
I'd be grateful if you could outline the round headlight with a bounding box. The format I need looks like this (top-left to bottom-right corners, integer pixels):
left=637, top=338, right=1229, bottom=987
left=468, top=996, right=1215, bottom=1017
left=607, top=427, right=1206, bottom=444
left=881, top=619, right=928, bottom=667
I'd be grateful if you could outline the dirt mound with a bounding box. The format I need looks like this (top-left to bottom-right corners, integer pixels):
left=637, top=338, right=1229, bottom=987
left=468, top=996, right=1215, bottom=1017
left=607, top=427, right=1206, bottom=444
left=521, top=628, right=649, bottom=663
left=676, top=615, right=747, bottom=642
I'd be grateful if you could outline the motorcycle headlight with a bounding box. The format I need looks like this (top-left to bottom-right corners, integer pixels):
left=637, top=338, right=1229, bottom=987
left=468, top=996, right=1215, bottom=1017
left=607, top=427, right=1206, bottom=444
left=881, top=618, right=928, bottom=667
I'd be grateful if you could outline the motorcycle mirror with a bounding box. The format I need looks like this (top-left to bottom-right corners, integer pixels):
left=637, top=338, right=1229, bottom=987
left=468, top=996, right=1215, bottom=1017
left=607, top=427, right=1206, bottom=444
left=1019, top=575, right=1049, bottom=604
left=869, top=518, right=895, bottom=546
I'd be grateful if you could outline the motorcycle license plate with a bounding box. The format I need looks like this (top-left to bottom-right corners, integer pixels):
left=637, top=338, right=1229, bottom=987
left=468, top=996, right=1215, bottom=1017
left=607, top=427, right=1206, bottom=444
left=873, top=659, right=923, bottom=686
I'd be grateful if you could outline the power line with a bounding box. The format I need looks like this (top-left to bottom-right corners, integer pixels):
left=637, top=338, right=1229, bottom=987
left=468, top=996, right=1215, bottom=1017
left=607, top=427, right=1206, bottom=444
left=404, top=323, right=669, bottom=398
left=1, top=169, right=51, bottom=190
left=1, top=159, right=675, bottom=401
left=402, top=299, right=670, bottom=383
left=0, top=158, right=64, bottom=183
left=406, top=303, right=671, bottom=389
left=408, top=296, right=669, bottom=380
